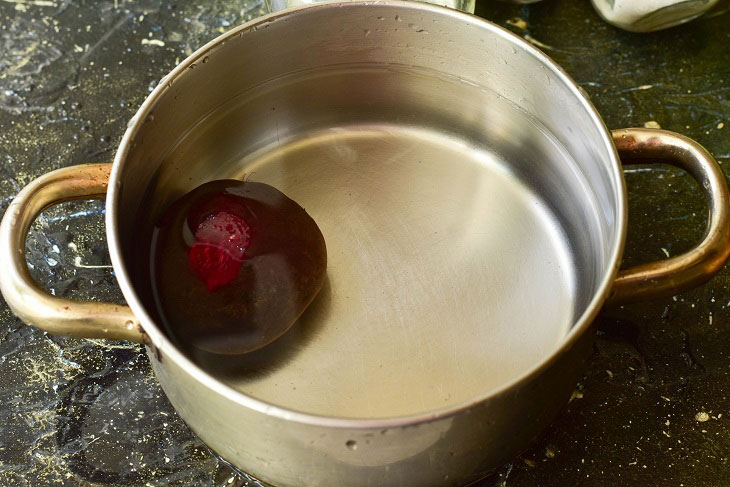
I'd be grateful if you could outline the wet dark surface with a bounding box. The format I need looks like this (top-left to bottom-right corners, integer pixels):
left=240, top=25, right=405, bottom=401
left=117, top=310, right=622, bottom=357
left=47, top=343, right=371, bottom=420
left=0, top=0, right=729, bottom=485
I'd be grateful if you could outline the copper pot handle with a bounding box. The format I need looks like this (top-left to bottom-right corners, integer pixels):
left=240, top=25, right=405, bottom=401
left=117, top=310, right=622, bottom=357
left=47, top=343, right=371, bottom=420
left=0, top=163, right=145, bottom=342
left=608, top=128, right=730, bottom=305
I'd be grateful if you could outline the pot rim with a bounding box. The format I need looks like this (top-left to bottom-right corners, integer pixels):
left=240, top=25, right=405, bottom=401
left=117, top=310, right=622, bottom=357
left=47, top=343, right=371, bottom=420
left=107, top=0, right=627, bottom=429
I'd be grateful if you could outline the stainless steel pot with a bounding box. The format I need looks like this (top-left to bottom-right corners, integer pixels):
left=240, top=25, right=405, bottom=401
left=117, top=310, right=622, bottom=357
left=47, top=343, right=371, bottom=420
left=2, top=2, right=729, bottom=486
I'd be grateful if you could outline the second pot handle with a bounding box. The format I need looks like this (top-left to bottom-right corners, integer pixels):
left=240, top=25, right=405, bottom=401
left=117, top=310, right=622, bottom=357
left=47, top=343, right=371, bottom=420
left=0, top=163, right=145, bottom=342
left=608, top=128, right=730, bottom=305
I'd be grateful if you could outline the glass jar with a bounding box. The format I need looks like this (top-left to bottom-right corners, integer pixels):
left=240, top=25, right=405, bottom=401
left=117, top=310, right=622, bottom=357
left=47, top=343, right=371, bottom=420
left=591, top=0, right=721, bottom=32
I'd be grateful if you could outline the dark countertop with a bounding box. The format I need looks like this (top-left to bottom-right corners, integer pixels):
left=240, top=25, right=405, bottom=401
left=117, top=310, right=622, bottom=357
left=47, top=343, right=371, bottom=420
left=0, top=1, right=728, bottom=485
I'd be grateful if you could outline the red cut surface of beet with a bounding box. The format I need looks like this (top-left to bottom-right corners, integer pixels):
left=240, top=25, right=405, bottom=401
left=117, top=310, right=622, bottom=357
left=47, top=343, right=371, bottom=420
left=188, top=243, right=243, bottom=292
left=188, top=211, right=250, bottom=291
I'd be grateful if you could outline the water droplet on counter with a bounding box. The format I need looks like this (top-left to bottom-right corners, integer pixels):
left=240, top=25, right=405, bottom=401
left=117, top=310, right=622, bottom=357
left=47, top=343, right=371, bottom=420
left=345, top=440, right=357, bottom=450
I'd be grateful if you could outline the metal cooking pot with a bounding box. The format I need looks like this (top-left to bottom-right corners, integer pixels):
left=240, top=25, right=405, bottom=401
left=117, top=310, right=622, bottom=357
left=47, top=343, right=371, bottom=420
left=2, top=2, right=729, bottom=486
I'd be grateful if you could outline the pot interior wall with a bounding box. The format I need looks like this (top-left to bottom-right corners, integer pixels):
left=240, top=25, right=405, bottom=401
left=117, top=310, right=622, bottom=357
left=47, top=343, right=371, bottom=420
left=113, top=2, right=620, bottom=418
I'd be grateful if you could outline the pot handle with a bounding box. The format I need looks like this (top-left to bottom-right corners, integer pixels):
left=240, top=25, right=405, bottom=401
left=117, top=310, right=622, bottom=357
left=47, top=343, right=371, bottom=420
left=0, top=163, right=145, bottom=342
left=607, top=128, right=730, bottom=305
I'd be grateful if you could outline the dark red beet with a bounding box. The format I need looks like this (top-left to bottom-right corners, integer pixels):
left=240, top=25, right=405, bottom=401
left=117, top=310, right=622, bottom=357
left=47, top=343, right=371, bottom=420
left=150, top=180, right=327, bottom=355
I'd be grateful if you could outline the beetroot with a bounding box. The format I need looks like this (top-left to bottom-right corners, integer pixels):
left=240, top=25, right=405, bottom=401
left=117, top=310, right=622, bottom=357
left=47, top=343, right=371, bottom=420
left=150, top=180, right=327, bottom=355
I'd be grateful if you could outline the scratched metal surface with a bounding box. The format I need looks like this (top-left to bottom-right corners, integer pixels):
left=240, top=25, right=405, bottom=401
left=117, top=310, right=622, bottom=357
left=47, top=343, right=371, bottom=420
left=0, top=0, right=729, bottom=485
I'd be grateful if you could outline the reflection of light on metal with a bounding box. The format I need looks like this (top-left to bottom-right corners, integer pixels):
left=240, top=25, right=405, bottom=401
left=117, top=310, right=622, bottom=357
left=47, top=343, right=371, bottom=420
left=265, top=0, right=475, bottom=13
